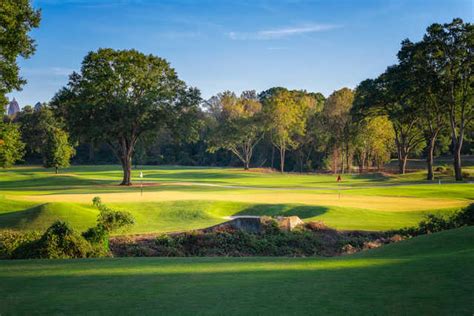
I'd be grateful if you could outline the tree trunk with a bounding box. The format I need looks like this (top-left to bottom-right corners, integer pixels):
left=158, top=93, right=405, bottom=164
left=453, top=142, right=463, bottom=181
left=88, top=141, right=95, bottom=162
left=397, top=144, right=409, bottom=174
left=396, top=142, right=409, bottom=175
left=120, top=154, right=132, bottom=185
left=280, top=146, right=285, bottom=173
left=341, top=150, right=345, bottom=174
left=399, top=154, right=408, bottom=174
left=244, top=160, right=249, bottom=170
left=271, top=146, right=275, bottom=169
left=426, top=136, right=436, bottom=181
left=55, top=167, right=58, bottom=174
left=359, top=152, right=366, bottom=173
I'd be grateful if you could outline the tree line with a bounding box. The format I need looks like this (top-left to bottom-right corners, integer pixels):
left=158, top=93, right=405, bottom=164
left=0, top=3, right=472, bottom=185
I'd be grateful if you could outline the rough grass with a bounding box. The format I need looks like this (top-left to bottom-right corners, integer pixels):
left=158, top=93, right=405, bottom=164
left=1, top=226, right=472, bottom=315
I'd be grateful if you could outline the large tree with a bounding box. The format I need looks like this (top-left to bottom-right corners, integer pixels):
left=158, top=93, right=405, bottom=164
left=322, top=88, right=354, bottom=174
left=262, top=89, right=311, bottom=172
left=353, top=67, right=425, bottom=174
left=0, top=0, right=41, bottom=108
left=293, top=92, right=325, bottom=172
left=52, top=48, right=201, bottom=185
left=15, top=106, right=59, bottom=161
left=353, top=116, right=395, bottom=172
left=206, top=91, right=264, bottom=170
left=0, top=122, right=25, bottom=168
left=43, top=127, right=75, bottom=174
left=421, top=19, right=473, bottom=181
left=398, top=39, right=448, bottom=180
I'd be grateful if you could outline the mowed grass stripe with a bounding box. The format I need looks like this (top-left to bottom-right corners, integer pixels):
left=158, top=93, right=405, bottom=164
left=8, top=190, right=467, bottom=211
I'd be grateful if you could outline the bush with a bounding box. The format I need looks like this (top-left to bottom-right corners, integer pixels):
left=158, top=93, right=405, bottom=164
left=452, top=203, right=474, bottom=226
left=92, top=196, right=135, bottom=233
left=98, top=209, right=135, bottom=233
left=398, top=203, right=474, bottom=236
left=13, top=221, right=93, bottom=259
left=82, top=226, right=110, bottom=257
left=0, top=230, right=41, bottom=259
left=1, top=197, right=136, bottom=260
left=114, top=226, right=346, bottom=257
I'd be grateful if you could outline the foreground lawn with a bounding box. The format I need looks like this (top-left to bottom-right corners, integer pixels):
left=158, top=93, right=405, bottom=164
left=0, top=165, right=472, bottom=232
left=1, top=226, right=473, bottom=315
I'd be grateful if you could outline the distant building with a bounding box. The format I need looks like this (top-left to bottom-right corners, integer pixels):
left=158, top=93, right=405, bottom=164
left=7, top=98, right=20, bottom=116
left=34, top=102, right=42, bottom=111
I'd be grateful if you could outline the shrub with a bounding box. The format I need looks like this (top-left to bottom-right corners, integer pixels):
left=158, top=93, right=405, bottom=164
left=398, top=203, right=474, bottom=236
left=92, top=196, right=135, bottom=233
left=452, top=203, right=474, bottom=226
left=13, top=221, right=93, bottom=259
left=98, top=209, right=135, bottom=233
left=0, top=230, right=41, bottom=259
left=82, top=226, right=110, bottom=256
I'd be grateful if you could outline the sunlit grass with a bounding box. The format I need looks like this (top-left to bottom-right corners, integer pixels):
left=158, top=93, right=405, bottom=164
left=0, top=165, right=472, bottom=232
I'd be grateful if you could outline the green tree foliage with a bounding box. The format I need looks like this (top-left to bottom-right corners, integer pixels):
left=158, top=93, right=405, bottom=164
left=52, top=48, right=201, bottom=185
left=0, top=122, right=25, bottom=168
left=353, top=65, right=425, bottom=174
left=397, top=39, right=449, bottom=180
left=322, top=88, right=355, bottom=173
left=353, top=116, right=395, bottom=171
left=292, top=92, right=325, bottom=172
left=262, top=89, right=314, bottom=172
left=420, top=18, right=473, bottom=181
left=15, top=106, right=59, bottom=160
left=207, top=91, right=264, bottom=170
left=0, top=0, right=40, bottom=108
left=43, top=127, right=75, bottom=173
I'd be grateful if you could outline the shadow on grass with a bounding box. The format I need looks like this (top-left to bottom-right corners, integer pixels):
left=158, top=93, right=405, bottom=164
left=0, top=252, right=471, bottom=315
left=0, top=204, right=46, bottom=230
left=234, top=204, right=329, bottom=219
left=0, top=175, right=113, bottom=191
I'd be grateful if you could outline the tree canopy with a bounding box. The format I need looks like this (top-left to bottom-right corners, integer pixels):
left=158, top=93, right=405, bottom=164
left=52, top=48, right=201, bottom=185
left=0, top=122, right=25, bottom=168
left=0, top=0, right=41, bottom=108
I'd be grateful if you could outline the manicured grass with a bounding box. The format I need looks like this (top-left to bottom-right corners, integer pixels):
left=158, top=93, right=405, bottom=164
left=1, top=226, right=473, bottom=315
left=0, top=165, right=472, bottom=233
left=0, top=197, right=463, bottom=233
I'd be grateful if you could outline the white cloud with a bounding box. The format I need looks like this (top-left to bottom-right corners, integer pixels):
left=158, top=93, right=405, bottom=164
left=228, top=23, right=341, bottom=40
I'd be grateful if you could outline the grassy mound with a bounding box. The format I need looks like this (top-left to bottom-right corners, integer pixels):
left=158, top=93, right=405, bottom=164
left=0, top=197, right=462, bottom=234
left=0, top=201, right=97, bottom=232
left=1, top=226, right=472, bottom=314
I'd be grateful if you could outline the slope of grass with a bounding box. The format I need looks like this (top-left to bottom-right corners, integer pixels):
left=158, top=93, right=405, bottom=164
left=0, top=201, right=98, bottom=232
left=0, top=198, right=461, bottom=233
left=1, top=226, right=472, bottom=315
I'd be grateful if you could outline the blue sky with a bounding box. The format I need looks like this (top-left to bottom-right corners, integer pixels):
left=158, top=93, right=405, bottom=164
left=9, top=0, right=473, bottom=107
